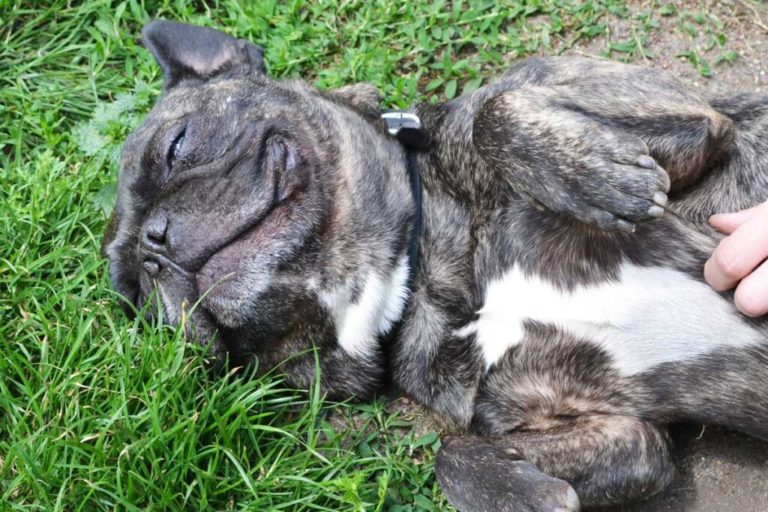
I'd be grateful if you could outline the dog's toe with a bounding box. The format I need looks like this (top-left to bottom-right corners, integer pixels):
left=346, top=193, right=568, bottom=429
left=574, top=157, right=671, bottom=230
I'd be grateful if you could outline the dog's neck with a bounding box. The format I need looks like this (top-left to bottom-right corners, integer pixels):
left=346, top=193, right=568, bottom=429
left=310, top=106, right=479, bottom=387
left=305, top=111, right=425, bottom=363
left=355, top=105, right=482, bottom=342
left=383, top=101, right=488, bottom=425
left=330, top=135, right=425, bottom=357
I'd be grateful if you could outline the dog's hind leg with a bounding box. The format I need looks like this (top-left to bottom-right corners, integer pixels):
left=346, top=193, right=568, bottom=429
left=435, top=415, right=675, bottom=511
left=644, top=343, right=768, bottom=441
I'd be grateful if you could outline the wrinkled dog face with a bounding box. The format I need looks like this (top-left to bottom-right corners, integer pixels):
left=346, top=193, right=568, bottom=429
left=104, top=21, right=414, bottom=387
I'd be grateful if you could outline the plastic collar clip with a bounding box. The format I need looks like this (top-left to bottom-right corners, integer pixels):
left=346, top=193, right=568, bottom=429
left=381, top=110, right=430, bottom=150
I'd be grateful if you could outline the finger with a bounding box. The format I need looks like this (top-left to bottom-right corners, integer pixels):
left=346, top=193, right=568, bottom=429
left=704, top=210, right=768, bottom=291
left=709, top=202, right=767, bottom=234
left=734, top=259, right=768, bottom=317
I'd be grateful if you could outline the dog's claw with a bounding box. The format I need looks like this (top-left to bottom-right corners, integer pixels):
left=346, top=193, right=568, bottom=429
left=653, top=191, right=668, bottom=207
left=637, top=155, right=656, bottom=169
left=616, top=219, right=636, bottom=232
left=571, top=153, right=671, bottom=230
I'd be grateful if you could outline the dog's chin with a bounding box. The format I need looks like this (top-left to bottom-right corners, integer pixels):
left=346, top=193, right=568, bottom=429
left=112, top=241, right=286, bottom=366
left=182, top=309, right=229, bottom=360
left=148, top=288, right=232, bottom=361
left=117, top=257, right=228, bottom=360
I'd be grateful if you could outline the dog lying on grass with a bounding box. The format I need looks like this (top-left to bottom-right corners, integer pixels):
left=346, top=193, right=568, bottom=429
left=103, top=20, right=768, bottom=511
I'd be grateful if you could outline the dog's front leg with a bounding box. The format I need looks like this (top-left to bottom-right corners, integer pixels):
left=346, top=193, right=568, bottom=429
left=472, top=83, right=733, bottom=231
left=472, top=87, right=673, bottom=232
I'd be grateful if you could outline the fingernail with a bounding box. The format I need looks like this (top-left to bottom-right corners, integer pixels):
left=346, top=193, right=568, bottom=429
left=708, top=213, right=735, bottom=227
left=735, top=299, right=764, bottom=318
left=709, top=212, right=734, bottom=221
left=653, top=192, right=668, bottom=207
left=648, top=205, right=665, bottom=218
left=637, top=156, right=656, bottom=169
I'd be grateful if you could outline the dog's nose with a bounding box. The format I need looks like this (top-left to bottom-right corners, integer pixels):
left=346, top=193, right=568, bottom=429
left=142, top=211, right=168, bottom=249
left=141, top=211, right=170, bottom=278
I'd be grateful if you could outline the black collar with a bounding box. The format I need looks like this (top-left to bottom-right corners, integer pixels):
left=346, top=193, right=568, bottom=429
left=381, top=111, right=429, bottom=289
left=404, top=149, right=422, bottom=288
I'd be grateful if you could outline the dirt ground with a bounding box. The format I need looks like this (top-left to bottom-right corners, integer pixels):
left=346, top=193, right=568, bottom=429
left=404, top=1, right=768, bottom=511
left=558, top=0, right=768, bottom=94
left=602, top=424, right=768, bottom=512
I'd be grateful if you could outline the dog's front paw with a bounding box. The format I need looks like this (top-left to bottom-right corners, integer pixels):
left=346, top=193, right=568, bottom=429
left=562, top=147, right=671, bottom=232
left=435, top=436, right=581, bottom=512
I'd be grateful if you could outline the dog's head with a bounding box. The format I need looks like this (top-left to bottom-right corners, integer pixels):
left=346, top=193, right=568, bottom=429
left=103, top=21, right=416, bottom=397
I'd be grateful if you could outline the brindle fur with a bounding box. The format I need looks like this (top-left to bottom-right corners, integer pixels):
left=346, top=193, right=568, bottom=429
left=104, top=21, right=768, bottom=511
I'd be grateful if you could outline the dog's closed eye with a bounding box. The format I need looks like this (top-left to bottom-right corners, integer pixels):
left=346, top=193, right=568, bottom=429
left=166, top=127, right=186, bottom=172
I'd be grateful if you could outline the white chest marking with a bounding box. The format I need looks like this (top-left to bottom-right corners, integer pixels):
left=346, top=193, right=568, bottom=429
left=318, top=256, right=410, bottom=358
left=456, top=263, right=763, bottom=375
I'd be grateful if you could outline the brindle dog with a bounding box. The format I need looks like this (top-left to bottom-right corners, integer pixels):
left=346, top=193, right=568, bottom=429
left=103, top=20, right=768, bottom=511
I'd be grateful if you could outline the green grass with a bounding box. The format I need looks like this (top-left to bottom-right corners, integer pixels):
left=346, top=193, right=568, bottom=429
left=0, top=0, right=738, bottom=510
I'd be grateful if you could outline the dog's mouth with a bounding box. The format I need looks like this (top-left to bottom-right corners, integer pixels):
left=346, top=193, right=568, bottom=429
left=132, top=251, right=227, bottom=355
left=125, top=229, right=248, bottom=353
left=115, top=187, right=307, bottom=360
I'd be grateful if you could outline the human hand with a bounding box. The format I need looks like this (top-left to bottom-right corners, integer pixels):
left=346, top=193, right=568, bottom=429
left=704, top=201, right=768, bottom=317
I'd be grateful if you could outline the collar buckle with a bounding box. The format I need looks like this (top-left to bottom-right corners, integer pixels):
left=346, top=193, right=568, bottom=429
left=381, top=110, right=430, bottom=150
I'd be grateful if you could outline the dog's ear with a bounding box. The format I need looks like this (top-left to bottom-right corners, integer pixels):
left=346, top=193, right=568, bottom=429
left=141, top=20, right=266, bottom=89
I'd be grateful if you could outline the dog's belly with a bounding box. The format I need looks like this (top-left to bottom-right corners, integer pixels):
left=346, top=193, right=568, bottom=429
left=456, top=263, right=764, bottom=375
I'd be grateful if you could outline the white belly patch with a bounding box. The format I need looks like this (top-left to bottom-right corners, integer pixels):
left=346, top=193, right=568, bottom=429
left=455, top=263, right=764, bottom=375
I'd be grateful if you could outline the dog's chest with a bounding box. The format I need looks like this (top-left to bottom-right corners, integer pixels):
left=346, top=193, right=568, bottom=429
left=314, top=256, right=411, bottom=358
left=455, top=263, right=763, bottom=375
